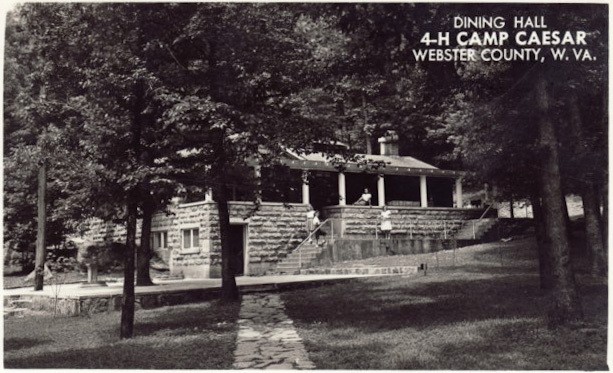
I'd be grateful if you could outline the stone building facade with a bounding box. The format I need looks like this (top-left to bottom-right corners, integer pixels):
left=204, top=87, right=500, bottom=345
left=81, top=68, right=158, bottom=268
left=85, top=135, right=485, bottom=279
left=87, top=201, right=310, bottom=278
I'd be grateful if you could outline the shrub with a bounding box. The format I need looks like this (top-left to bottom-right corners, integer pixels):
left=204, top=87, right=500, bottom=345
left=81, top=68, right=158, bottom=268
left=77, top=242, right=124, bottom=273
left=47, top=256, right=78, bottom=273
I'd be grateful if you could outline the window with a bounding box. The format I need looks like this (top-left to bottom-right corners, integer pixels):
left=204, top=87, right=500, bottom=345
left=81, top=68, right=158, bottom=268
left=151, top=231, right=168, bottom=250
left=182, top=228, right=200, bottom=250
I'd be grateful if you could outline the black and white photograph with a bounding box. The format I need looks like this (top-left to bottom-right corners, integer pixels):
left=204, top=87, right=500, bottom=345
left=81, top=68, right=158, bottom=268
left=2, top=2, right=608, bottom=370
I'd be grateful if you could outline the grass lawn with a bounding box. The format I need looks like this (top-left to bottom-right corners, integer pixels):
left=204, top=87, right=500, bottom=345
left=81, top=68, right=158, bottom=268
left=282, top=236, right=608, bottom=370
left=4, top=299, right=240, bottom=369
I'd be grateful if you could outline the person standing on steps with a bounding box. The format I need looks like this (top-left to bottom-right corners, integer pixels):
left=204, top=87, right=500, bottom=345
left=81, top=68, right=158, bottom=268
left=310, top=210, right=321, bottom=245
left=306, top=205, right=315, bottom=235
left=380, top=205, right=392, bottom=239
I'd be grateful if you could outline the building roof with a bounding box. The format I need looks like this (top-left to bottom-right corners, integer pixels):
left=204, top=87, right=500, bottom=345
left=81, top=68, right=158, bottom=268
left=281, top=151, right=463, bottom=178
left=296, top=152, right=438, bottom=169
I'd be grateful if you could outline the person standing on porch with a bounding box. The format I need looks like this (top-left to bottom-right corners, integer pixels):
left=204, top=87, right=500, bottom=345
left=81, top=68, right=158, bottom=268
left=380, top=205, right=392, bottom=239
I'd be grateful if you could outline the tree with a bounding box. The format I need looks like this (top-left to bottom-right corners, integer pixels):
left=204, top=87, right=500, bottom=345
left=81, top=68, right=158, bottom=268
left=158, top=3, right=341, bottom=299
left=5, top=3, right=185, bottom=337
left=433, top=4, right=606, bottom=325
left=7, top=4, right=342, bottom=338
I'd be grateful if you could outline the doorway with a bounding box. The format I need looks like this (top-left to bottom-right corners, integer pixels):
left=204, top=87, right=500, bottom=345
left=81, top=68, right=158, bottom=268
left=229, top=224, right=247, bottom=276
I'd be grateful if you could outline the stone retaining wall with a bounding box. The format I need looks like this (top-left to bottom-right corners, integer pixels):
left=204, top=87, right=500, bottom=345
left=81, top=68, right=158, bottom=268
left=300, top=266, right=418, bottom=275
left=315, top=238, right=457, bottom=265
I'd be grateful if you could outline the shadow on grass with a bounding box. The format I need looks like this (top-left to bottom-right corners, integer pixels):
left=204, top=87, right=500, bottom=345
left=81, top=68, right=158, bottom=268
left=284, top=274, right=551, bottom=332
left=4, top=300, right=241, bottom=369
left=4, top=332, right=236, bottom=369
left=282, top=256, right=608, bottom=369
left=134, top=300, right=240, bottom=338
left=4, top=337, right=53, bottom=351
left=398, top=316, right=608, bottom=370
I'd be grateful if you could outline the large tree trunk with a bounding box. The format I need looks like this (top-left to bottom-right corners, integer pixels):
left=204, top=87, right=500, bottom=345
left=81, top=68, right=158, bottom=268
left=212, top=130, right=239, bottom=301
left=120, top=189, right=138, bottom=339
left=509, top=197, right=515, bottom=219
left=530, top=196, right=553, bottom=290
left=567, top=91, right=607, bottom=275
left=136, top=191, right=155, bottom=286
left=602, top=178, right=608, bottom=249
left=34, top=162, right=47, bottom=291
left=121, top=80, right=144, bottom=338
left=582, top=182, right=607, bottom=277
left=600, top=89, right=608, bottom=249
left=535, top=72, right=583, bottom=326
left=561, top=193, right=573, bottom=239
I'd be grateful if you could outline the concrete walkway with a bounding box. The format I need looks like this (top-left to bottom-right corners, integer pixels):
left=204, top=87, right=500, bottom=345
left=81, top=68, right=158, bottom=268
left=4, top=272, right=416, bottom=316
left=3, top=274, right=376, bottom=299
left=233, top=294, right=314, bottom=369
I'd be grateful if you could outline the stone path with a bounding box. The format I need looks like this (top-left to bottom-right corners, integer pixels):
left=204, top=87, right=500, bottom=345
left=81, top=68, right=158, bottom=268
left=233, top=294, right=315, bottom=370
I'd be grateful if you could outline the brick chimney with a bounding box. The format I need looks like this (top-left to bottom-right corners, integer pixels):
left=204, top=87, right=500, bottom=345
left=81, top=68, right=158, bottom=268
left=377, top=130, right=399, bottom=156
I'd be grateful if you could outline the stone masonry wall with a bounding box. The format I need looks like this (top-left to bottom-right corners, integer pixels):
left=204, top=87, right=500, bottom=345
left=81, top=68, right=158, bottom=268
left=85, top=201, right=310, bottom=278
left=85, top=203, right=482, bottom=278
left=167, top=202, right=212, bottom=278
left=323, top=206, right=486, bottom=238
left=85, top=205, right=209, bottom=278
left=207, top=202, right=310, bottom=276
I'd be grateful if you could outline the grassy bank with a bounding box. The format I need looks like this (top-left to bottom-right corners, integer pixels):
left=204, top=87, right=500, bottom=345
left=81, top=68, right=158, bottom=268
left=282, top=237, right=608, bottom=370
left=4, top=299, right=240, bottom=369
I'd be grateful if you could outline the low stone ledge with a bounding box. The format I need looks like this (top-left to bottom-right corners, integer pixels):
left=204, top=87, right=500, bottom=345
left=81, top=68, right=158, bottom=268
left=299, top=266, right=418, bottom=275
left=3, top=276, right=364, bottom=317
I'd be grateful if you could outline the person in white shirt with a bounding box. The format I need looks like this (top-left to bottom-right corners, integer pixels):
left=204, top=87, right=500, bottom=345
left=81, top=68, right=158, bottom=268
left=306, top=205, right=316, bottom=234
left=380, top=205, right=392, bottom=239
left=311, top=211, right=322, bottom=245
left=356, top=188, right=372, bottom=206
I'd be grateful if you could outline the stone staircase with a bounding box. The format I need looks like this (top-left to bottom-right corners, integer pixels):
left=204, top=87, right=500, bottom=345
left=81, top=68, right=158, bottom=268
left=4, top=296, right=33, bottom=318
left=453, top=218, right=498, bottom=240
left=274, top=241, right=326, bottom=275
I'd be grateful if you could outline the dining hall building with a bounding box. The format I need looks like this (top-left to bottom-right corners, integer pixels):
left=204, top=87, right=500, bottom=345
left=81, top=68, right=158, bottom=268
left=86, top=133, right=489, bottom=278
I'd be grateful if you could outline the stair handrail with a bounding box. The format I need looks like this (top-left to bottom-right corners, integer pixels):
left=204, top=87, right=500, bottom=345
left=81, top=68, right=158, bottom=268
left=472, top=204, right=495, bottom=239
left=478, top=203, right=493, bottom=220
left=295, top=218, right=331, bottom=269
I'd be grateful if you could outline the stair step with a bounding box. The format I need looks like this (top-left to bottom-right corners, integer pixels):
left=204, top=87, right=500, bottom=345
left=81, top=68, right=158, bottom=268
left=276, top=268, right=301, bottom=273
left=284, top=253, right=317, bottom=260
left=10, top=299, right=33, bottom=307
left=281, top=256, right=317, bottom=262
left=4, top=308, right=28, bottom=317
left=278, top=263, right=307, bottom=269
left=4, top=296, right=21, bottom=307
left=295, top=247, right=323, bottom=253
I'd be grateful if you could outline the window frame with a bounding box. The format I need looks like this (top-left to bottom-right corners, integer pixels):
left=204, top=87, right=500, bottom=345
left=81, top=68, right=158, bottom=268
left=181, top=227, right=200, bottom=253
left=151, top=231, right=168, bottom=250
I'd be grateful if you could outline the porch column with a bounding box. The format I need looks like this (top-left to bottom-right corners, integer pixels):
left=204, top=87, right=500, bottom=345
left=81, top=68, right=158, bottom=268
left=338, top=172, right=346, bottom=206
left=420, top=175, right=428, bottom=207
left=301, top=170, right=310, bottom=205
left=205, top=188, right=213, bottom=202
left=455, top=178, right=463, bottom=208
left=377, top=174, right=385, bottom=206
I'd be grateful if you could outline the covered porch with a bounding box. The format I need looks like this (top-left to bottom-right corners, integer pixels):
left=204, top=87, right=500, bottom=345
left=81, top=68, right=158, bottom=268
left=281, top=155, right=466, bottom=211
